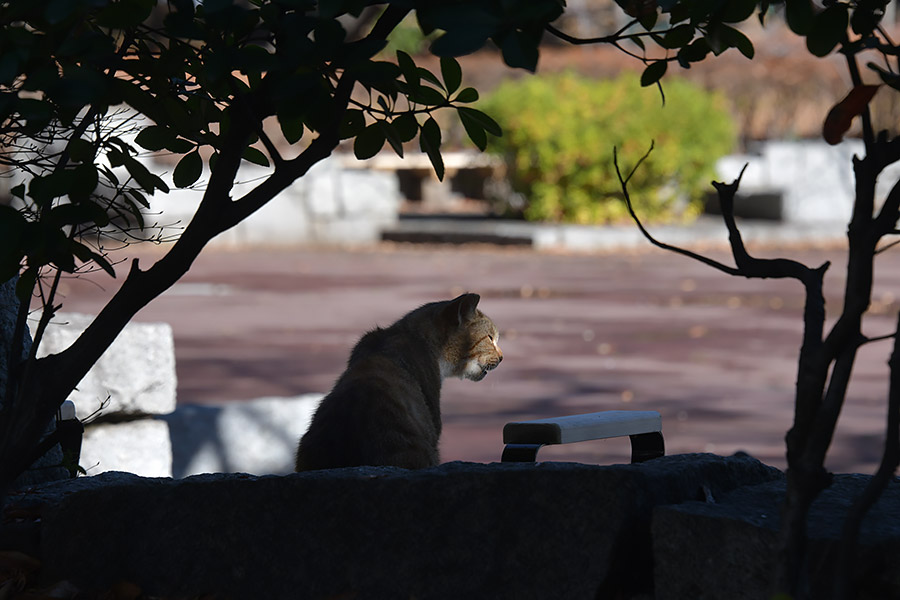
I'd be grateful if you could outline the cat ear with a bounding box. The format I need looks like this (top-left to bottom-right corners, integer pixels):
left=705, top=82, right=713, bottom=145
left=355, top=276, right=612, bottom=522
left=446, top=293, right=480, bottom=325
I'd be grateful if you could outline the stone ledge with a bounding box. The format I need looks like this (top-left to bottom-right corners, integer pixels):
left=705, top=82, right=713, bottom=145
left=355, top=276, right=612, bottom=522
left=652, top=475, right=900, bottom=600
left=13, top=453, right=782, bottom=599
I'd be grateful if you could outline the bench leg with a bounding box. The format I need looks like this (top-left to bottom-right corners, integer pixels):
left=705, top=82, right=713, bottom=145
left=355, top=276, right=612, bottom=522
left=501, top=443, right=543, bottom=462
left=630, top=432, right=665, bottom=463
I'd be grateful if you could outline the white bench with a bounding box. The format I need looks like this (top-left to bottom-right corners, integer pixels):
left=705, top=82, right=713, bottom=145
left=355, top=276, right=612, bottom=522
left=501, top=410, right=664, bottom=463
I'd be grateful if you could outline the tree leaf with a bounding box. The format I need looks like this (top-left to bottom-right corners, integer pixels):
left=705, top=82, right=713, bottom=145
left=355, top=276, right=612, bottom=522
left=353, top=123, right=386, bottom=160
left=396, top=50, right=419, bottom=88
left=96, top=0, right=154, bottom=28
left=823, top=84, right=880, bottom=145
left=408, top=85, right=446, bottom=107
left=417, top=67, right=443, bottom=89
left=67, top=138, right=94, bottom=163
left=419, top=116, right=444, bottom=181
left=785, top=0, right=814, bottom=36
left=339, top=109, right=366, bottom=140
left=440, top=56, right=462, bottom=95
left=640, top=60, right=668, bottom=87
left=731, top=28, right=754, bottom=59
left=678, top=38, right=710, bottom=64
left=851, top=4, right=882, bottom=36
left=662, top=24, right=694, bottom=50
left=457, top=106, right=502, bottom=137
left=9, top=184, right=25, bottom=201
left=429, top=26, right=493, bottom=59
left=380, top=121, right=404, bottom=158
left=47, top=202, right=108, bottom=228
left=715, top=24, right=754, bottom=59
left=279, top=115, right=305, bottom=145
left=806, top=3, right=849, bottom=57
left=499, top=29, right=540, bottom=73
left=458, top=107, right=487, bottom=151
left=719, top=0, right=757, bottom=23
left=69, top=163, right=99, bottom=202
left=135, top=125, right=172, bottom=152
left=173, top=150, right=203, bottom=188
left=392, top=113, right=419, bottom=143
left=242, top=146, right=270, bottom=167
left=70, top=240, right=116, bottom=277
left=454, top=87, right=478, bottom=103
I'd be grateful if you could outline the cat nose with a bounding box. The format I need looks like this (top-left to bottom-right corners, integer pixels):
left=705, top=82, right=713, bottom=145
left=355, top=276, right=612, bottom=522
left=497, top=355, right=503, bottom=364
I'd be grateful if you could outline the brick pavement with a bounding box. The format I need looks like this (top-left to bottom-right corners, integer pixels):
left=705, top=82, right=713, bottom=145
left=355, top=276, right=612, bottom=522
left=53, top=241, right=900, bottom=474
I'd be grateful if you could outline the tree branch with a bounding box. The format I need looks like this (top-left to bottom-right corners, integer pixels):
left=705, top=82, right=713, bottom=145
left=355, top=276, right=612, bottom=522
left=845, top=52, right=875, bottom=154
left=614, top=145, right=743, bottom=276
left=615, top=145, right=827, bottom=288
left=546, top=20, right=639, bottom=46
left=874, top=170, right=900, bottom=236
left=834, top=311, right=900, bottom=599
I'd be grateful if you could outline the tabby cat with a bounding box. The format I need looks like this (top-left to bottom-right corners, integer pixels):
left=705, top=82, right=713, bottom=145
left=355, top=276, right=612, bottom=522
left=295, top=293, right=502, bottom=471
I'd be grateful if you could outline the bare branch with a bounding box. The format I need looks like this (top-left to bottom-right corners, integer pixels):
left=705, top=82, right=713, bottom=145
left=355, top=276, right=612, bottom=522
left=615, top=145, right=828, bottom=289
left=614, top=144, right=743, bottom=276
left=860, top=332, right=898, bottom=346
left=713, top=169, right=829, bottom=285
left=874, top=174, right=900, bottom=236
left=875, top=238, right=900, bottom=255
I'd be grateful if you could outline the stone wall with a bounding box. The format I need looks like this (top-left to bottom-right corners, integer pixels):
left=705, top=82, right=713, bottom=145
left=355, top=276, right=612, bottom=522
left=14, top=453, right=782, bottom=599
left=5, top=455, right=896, bottom=598
left=653, top=474, right=900, bottom=600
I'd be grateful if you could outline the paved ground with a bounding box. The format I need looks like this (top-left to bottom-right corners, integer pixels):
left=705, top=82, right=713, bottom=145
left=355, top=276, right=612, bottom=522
left=53, top=236, right=900, bottom=474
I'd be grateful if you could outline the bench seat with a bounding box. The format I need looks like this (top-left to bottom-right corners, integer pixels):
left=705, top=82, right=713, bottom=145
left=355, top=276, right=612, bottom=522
left=501, top=410, right=664, bottom=463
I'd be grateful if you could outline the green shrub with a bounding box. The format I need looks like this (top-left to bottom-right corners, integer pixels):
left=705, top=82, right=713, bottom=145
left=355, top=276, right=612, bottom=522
left=480, top=72, right=736, bottom=224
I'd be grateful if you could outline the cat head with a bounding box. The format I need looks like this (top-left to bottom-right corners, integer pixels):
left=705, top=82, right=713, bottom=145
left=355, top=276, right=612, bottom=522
left=438, top=293, right=503, bottom=382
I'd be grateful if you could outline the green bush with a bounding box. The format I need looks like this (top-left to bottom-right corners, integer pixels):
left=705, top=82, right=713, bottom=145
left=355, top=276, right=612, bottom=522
left=480, top=72, right=736, bottom=224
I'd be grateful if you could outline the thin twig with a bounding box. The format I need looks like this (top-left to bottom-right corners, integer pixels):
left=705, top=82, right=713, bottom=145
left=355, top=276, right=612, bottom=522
left=875, top=238, right=900, bottom=255
left=860, top=332, right=898, bottom=345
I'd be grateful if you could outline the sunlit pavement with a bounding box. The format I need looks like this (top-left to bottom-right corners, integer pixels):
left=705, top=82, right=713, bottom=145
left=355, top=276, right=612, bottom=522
left=54, top=239, right=900, bottom=474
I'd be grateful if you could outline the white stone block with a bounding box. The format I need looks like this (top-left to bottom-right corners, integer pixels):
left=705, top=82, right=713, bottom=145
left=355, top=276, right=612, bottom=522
left=340, top=168, right=401, bottom=217
left=305, top=158, right=342, bottom=217
left=716, top=140, right=878, bottom=224
left=163, top=394, right=321, bottom=477
left=38, top=313, right=177, bottom=419
left=81, top=419, right=172, bottom=478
